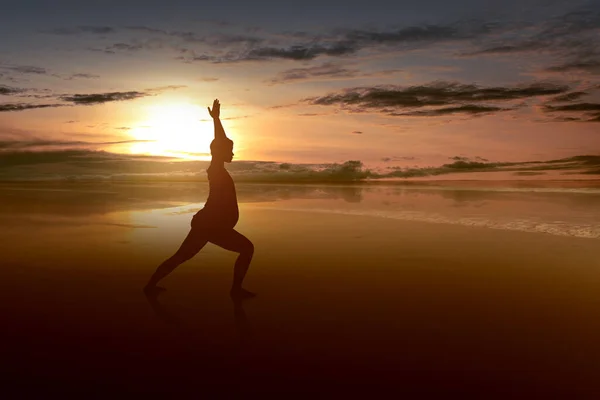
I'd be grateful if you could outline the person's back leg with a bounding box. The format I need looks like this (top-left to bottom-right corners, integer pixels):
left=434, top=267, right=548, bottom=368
left=145, top=228, right=209, bottom=293
left=209, top=229, right=255, bottom=298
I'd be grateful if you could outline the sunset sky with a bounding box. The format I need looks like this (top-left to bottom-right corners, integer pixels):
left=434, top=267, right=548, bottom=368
left=1, top=0, right=599, bottom=171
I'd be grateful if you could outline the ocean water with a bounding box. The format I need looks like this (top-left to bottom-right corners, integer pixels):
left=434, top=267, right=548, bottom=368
left=2, top=181, right=600, bottom=239
left=247, top=184, right=600, bottom=239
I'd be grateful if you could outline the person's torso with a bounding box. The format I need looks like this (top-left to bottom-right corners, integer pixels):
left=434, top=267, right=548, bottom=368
left=200, top=165, right=239, bottom=225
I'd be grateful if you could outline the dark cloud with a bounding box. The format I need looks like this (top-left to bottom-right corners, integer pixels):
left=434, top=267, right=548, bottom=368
left=1, top=64, right=100, bottom=80
left=296, top=113, right=326, bottom=117
left=0, top=103, right=66, bottom=112
left=106, top=42, right=146, bottom=52
left=546, top=91, right=588, bottom=103
left=127, top=27, right=265, bottom=47
left=0, top=85, right=24, bottom=95
left=65, top=73, right=101, bottom=80
left=305, top=81, right=568, bottom=118
left=125, top=26, right=204, bottom=43
left=544, top=103, right=600, bottom=112
left=0, top=139, right=154, bottom=151
left=462, top=42, right=546, bottom=57
left=97, top=28, right=266, bottom=59
left=392, top=104, right=506, bottom=117
left=60, top=91, right=151, bottom=105
left=2, top=85, right=175, bottom=111
left=268, top=62, right=403, bottom=84
left=89, top=47, right=116, bottom=55
left=543, top=102, right=600, bottom=122
left=545, top=60, right=600, bottom=74
left=459, top=8, right=600, bottom=77
left=464, top=10, right=600, bottom=55
left=244, top=43, right=357, bottom=61
left=147, top=85, right=187, bottom=92
left=0, top=72, right=19, bottom=83
left=44, top=26, right=116, bottom=35
left=2, top=65, right=49, bottom=75
left=175, top=18, right=501, bottom=64
left=352, top=131, right=363, bottom=134
left=341, top=20, right=496, bottom=45
left=381, top=156, right=417, bottom=162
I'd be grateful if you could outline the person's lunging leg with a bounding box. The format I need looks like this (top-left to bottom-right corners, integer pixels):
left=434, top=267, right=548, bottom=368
left=209, top=229, right=255, bottom=298
left=144, top=228, right=208, bottom=294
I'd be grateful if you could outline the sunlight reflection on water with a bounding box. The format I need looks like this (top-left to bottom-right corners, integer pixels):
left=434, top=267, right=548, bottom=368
left=1, top=182, right=599, bottom=240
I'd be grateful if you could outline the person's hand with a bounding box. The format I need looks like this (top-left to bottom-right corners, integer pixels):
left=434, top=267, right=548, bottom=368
left=207, top=99, right=220, bottom=119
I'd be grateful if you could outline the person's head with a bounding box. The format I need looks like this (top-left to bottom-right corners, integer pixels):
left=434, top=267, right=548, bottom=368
left=210, top=138, right=234, bottom=163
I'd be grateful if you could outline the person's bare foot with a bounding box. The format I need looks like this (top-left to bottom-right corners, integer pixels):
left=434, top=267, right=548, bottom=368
left=144, top=285, right=167, bottom=297
left=230, top=288, right=256, bottom=300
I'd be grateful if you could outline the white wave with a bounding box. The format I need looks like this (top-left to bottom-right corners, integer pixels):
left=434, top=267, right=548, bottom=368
left=382, top=186, right=600, bottom=195
left=249, top=205, right=600, bottom=240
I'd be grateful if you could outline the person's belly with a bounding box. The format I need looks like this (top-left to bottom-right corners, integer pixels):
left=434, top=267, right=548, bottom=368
left=192, top=206, right=238, bottom=229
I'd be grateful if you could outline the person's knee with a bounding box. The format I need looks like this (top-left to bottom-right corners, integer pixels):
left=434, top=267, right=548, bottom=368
left=242, top=241, right=254, bottom=257
left=171, top=251, right=193, bottom=265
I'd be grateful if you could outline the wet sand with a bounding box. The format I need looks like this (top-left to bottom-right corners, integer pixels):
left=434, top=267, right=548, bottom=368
left=2, top=203, right=600, bottom=397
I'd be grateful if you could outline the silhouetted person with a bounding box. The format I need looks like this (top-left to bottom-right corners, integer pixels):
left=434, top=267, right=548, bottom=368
left=144, top=99, right=255, bottom=299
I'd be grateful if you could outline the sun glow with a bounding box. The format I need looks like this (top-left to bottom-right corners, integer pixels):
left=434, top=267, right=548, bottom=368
left=128, top=102, right=213, bottom=160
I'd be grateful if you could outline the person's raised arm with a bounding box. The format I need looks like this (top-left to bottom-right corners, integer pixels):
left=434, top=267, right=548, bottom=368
left=207, top=98, right=227, bottom=141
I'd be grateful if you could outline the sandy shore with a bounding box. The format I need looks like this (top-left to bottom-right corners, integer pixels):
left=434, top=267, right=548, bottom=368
left=2, top=207, right=600, bottom=397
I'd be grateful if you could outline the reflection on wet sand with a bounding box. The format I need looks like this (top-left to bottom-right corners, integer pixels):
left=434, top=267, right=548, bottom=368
left=145, top=291, right=254, bottom=355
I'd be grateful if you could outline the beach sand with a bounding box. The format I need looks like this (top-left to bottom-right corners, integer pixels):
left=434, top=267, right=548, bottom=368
left=2, top=200, right=600, bottom=397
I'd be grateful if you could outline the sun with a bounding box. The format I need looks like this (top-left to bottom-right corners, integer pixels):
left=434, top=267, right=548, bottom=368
left=128, top=102, right=213, bottom=160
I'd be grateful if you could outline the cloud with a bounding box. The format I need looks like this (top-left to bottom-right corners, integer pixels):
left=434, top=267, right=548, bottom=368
left=146, top=85, right=187, bottom=92
left=381, top=156, right=417, bottom=162
left=458, top=8, right=600, bottom=77
left=60, top=91, right=151, bottom=105
left=296, top=112, right=328, bottom=117
left=352, top=131, right=363, bottom=134
left=1, top=65, right=50, bottom=75
left=0, top=103, right=67, bottom=112
left=244, top=43, right=357, bottom=61
left=463, top=10, right=600, bottom=56
left=0, top=85, right=24, bottom=95
left=173, top=18, right=502, bottom=64
left=250, top=20, right=497, bottom=62
left=65, top=73, right=101, bottom=80
left=462, top=42, right=546, bottom=57
left=44, top=26, right=116, bottom=35
left=546, top=91, right=588, bottom=103
left=391, top=104, right=506, bottom=117
left=544, top=103, right=600, bottom=112
left=270, top=62, right=359, bottom=83
left=108, top=42, right=145, bottom=52
left=268, top=62, right=403, bottom=84
left=0, top=139, right=154, bottom=151
left=1, top=63, right=100, bottom=80
left=545, top=60, right=600, bottom=75
left=543, top=102, right=600, bottom=122
left=2, top=85, right=179, bottom=112
left=304, top=81, right=569, bottom=118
